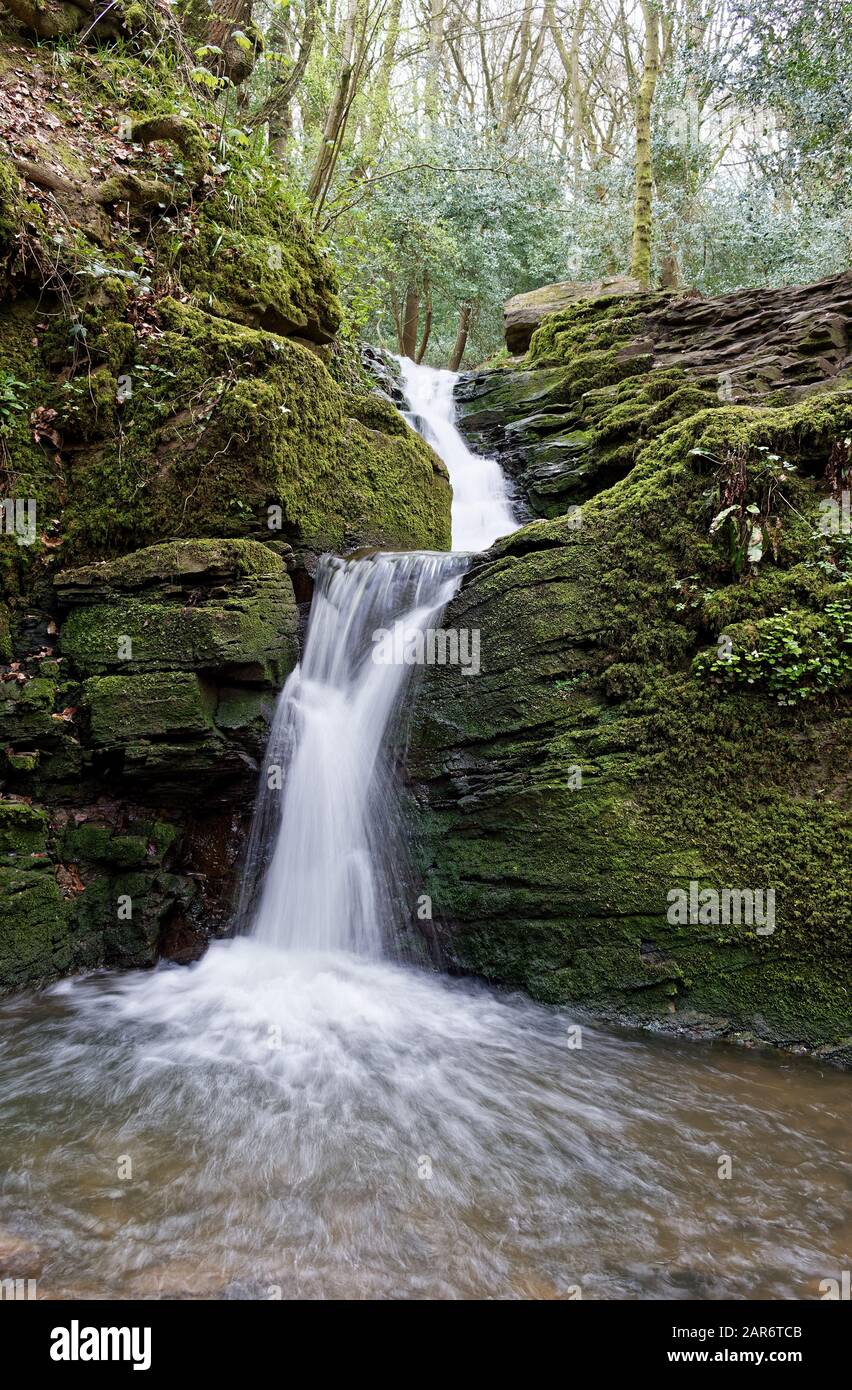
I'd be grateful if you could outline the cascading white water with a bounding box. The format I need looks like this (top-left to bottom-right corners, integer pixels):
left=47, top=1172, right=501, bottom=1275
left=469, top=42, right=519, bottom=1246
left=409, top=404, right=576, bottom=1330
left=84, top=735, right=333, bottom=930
left=241, top=551, right=467, bottom=954
left=240, top=356, right=516, bottom=955
left=396, top=357, right=517, bottom=552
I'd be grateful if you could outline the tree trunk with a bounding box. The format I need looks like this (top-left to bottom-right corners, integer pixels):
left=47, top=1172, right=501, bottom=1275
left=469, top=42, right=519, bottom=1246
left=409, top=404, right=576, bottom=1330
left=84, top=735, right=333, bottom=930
left=660, top=251, right=680, bottom=288
left=423, top=0, right=445, bottom=119
left=257, top=0, right=317, bottom=159
left=204, top=0, right=261, bottom=85
left=448, top=301, right=472, bottom=372
left=629, top=0, right=661, bottom=287
left=305, top=0, right=358, bottom=207
left=569, top=3, right=588, bottom=194
left=360, top=0, right=402, bottom=166
left=390, top=286, right=405, bottom=354
left=415, top=276, right=432, bottom=363
left=402, top=284, right=420, bottom=359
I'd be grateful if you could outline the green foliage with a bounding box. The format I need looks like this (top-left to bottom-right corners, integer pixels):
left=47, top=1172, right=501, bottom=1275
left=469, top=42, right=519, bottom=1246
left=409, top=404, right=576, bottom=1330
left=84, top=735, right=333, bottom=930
left=694, top=599, right=852, bottom=705
left=564, top=155, right=852, bottom=302
left=0, top=370, right=28, bottom=439
left=329, top=127, right=572, bottom=362
left=726, top=0, right=852, bottom=198
left=700, top=445, right=797, bottom=575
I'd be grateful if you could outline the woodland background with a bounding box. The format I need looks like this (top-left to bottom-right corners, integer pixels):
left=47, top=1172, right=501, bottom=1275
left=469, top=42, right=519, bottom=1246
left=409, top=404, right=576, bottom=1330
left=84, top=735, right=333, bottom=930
left=141, top=0, right=852, bottom=366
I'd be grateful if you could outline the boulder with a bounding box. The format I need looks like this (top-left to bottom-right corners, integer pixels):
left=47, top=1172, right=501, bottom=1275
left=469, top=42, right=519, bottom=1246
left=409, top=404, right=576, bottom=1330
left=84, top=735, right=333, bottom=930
left=460, top=272, right=852, bottom=521
left=504, top=276, right=643, bottom=353
left=0, top=540, right=300, bottom=990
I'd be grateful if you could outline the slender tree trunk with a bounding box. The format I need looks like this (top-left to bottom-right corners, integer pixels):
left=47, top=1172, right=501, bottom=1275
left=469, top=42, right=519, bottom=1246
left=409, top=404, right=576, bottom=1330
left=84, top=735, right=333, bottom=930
left=629, top=0, right=661, bottom=287
left=659, top=250, right=680, bottom=288
left=448, top=301, right=472, bottom=372
left=415, top=276, right=432, bottom=363
left=390, top=285, right=405, bottom=354
left=361, top=0, right=402, bottom=165
left=569, top=2, right=588, bottom=194
left=306, top=0, right=358, bottom=206
left=423, top=0, right=445, bottom=119
left=545, top=0, right=588, bottom=194
left=402, top=284, right=420, bottom=359
left=259, top=0, right=318, bottom=160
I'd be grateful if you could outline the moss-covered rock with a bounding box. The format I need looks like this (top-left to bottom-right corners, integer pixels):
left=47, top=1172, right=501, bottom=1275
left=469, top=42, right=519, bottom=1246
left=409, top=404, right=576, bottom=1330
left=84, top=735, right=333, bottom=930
left=0, top=862, right=70, bottom=988
left=0, top=40, right=450, bottom=569
left=0, top=535, right=300, bottom=988
left=57, top=537, right=298, bottom=679
left=408, top=324, right=852, bottom=1060
left=0, top=800, right=48, bottom=856
left=457, top=273, right=852, bottom=520
left=45, top=296, right=450, bottom=563
left=0, top=25, right=449, bottom=992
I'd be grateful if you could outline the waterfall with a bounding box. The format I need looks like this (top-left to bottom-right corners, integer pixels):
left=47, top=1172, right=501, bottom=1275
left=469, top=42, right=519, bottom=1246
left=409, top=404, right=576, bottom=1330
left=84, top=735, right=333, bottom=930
left=3, top=359, right=843, bottom=1305
left=240, top=359, right=516, bottom=953
left=240, top=551, right=466, bottom=954
left=396, top=357, right=517, bottom=552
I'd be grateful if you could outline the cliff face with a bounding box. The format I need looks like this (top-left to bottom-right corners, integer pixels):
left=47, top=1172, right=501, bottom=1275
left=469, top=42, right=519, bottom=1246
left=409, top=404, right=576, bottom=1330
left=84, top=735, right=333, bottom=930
left=408, top=277, right=852, bottom=1061
left=0, top=22, right=450, bottom=988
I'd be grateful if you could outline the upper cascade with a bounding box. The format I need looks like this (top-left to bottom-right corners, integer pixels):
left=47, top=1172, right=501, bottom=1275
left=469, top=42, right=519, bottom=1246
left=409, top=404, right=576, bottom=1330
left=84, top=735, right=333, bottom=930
left=396, top=357, right=518, bottom=552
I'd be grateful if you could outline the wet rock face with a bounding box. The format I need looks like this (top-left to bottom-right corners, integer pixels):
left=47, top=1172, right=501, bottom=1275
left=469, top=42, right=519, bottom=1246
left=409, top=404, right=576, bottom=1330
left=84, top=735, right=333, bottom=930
left=359, top=344, right=407, bottom=410
left=0, top=540, right=298, bottom=989
left=408, top=276, right=852, bottom=1061
left=458, top=272, right=852, bottom=521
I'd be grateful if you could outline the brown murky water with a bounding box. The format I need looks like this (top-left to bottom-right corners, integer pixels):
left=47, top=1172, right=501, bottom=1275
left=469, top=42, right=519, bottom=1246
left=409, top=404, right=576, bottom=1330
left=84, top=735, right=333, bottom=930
left=0, top=941, right=849, bottom=1300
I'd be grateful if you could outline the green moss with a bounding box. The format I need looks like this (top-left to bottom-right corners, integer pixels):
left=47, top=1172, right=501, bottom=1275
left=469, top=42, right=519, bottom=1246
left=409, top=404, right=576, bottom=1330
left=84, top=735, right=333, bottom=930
left=525, top=292, right=668, bottom=368
left=0, top=864, right=70, bottom=988
left=149, top=820, right=177, bottom=859
left=19, top=677, right=56, bottom=709
left=55, top=537, right=298, bottom=692
left=57, top=536, right=286, bottom=590
left=0, top=298, right=57, bottom=520
left=214, top=685, right=268, bottom=732
left=6, top=749, right=39, bottom=773
left=0, top=152, right=47, bottom=293
left=61, top=593, right=290, bottom=676
left=409, top=379, right=852, bottom=1051
left=63, top=823, right=151, bottom=868
left=458, top=322, right=723, bottom=517
left=0, top=44, right=444, bottom=570
left=0, top=602, right=11, bottom=661
left=180, top=203, right=340, bottom=344
left=694, top=600, right=852, bottom=704
left=58, top=300, right=450, bottom=560
left=0, top=800, right=49, bottom=856
left=85, top=671, right=214, bottom=744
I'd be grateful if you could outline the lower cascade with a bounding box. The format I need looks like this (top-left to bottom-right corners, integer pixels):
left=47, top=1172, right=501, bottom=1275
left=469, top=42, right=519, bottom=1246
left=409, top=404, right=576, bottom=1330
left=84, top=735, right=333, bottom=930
left=239, top=548, right=467, bottom=955
left=240, top=357, right=514, bottom=956
left=0, top=362, right=846, bottom=1302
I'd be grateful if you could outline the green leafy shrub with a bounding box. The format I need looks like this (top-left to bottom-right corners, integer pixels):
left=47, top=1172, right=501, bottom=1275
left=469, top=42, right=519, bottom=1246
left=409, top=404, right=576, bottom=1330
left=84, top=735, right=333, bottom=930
left=694, top=598, right=852, bottom=704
